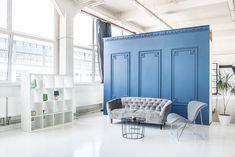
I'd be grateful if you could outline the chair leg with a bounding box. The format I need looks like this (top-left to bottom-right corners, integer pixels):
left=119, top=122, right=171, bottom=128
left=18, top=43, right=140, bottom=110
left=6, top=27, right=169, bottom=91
left=200, top=111, right=203, bottom=125
left=170, top=124, right=173, bottom=135
left=160, top=124, right=163, bottom=130
left=110, top=119, right=113, bottom=124
left=177, top=123, right=187, bottom=141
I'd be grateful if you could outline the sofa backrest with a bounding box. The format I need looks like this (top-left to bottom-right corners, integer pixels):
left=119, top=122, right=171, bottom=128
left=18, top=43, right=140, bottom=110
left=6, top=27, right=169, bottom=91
left=121, top=97, right=171, bottom=111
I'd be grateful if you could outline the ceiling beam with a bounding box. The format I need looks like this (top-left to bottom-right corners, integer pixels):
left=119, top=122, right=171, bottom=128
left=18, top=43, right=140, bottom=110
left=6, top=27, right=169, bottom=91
left=130, top=0, right=173, bottom=29
left=213, top=29, right=235, bottom=37
left=144, top=15, right=232, bottom=32
left=213, top=49, right=235, bottom=55
left=119, top=0, right=227, bottom=20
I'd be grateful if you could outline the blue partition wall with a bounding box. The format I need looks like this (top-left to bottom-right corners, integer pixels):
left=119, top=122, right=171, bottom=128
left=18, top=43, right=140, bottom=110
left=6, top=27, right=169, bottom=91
left=103, top=25, right=210, bottom=125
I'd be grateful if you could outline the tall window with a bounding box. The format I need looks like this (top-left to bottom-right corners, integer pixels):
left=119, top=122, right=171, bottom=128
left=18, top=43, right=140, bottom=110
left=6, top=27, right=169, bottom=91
left=0, top=0, right=7, bottom=29
left=73, top=13, right=100, bottom=83
left=74, top=14, right=93, bottom=48
left=73, top=13, right=133, bottom=83
left=111, top=25, right=133, bottom=37
left=0, top=34, right=8, bottom=80
left=12, top=37, right=54, bottom=81
left=12, top=0, right=54, bottom=39
left=111, top=26, right=123, bottom=37
left=0, top=0, right=55, bottom=82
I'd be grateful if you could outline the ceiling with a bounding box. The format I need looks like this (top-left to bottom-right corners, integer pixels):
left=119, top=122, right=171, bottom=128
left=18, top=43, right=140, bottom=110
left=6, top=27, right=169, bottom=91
left=83, top=0, right=235, bottom=63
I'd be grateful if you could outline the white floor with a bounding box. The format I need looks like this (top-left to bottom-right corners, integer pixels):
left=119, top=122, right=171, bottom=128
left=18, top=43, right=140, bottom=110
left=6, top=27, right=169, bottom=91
left=0, top=113, right=235, bottom=157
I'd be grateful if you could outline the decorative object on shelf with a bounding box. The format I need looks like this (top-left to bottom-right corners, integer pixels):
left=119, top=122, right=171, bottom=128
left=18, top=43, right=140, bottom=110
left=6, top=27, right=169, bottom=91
left=217, top=72, right=235, bottom=126
left=43, top=93, right=48, bottom=101
left=54, top=90, right=59, bottom=100
left=31, top=111, right=37, bottom=116
left=31, top=80, right=37, bottom=88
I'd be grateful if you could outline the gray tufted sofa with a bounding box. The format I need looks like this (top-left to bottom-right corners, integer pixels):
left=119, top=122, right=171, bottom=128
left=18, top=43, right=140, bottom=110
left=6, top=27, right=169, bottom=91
left=106, top=97, right=172, bottom=129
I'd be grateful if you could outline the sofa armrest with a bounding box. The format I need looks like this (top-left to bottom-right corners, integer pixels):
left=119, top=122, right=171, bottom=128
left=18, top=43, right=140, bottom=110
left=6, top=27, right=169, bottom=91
left=160, top=100, right=172, bottom=123
left=106, top=98, right=122, bottom=115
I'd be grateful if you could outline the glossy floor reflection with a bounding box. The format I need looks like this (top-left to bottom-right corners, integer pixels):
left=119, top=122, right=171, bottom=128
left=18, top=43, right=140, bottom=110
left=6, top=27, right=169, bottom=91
left=0, top=113, right=235, bottom=157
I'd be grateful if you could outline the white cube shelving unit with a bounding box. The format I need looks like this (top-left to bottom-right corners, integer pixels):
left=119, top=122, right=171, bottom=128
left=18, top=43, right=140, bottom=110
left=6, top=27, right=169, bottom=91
left=21, top=74, right=74, bottom=132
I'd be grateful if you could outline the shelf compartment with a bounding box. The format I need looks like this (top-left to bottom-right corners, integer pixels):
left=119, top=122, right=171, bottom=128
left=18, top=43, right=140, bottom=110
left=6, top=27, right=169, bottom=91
left=64, top=100, right=72, bottom=112
left=63, top=88, right=73, bottom=100
left=54, top=101, right=63, bottom=113
left=43, top=115, right=53, bottom=128
left=43, top=75, right=54, bottom=88
left=64, top=76, right=73, bottom=88
left=31, top=89, right=43, bottom=103
left=43, top=102, right=54, bottom=114
left=64, top=112, right=72, bottom=123
left=31, top=116, right=42, bottom=131
left=54, top=113, right=63, bottom=125
left=31, top=102, right=43, bottom=116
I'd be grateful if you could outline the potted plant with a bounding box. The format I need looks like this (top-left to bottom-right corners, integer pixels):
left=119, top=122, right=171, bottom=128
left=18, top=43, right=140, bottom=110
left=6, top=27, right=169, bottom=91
left=217, top=72, right=235, bottom=125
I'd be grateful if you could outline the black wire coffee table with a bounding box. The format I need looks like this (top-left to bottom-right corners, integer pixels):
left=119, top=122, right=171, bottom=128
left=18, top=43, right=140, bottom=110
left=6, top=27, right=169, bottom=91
left=121, top=117, right=146, bottom=139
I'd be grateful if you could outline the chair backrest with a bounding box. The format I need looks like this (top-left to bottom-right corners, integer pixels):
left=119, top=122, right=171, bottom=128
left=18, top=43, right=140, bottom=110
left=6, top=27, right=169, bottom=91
left=187, top=101, right=207, bottom=122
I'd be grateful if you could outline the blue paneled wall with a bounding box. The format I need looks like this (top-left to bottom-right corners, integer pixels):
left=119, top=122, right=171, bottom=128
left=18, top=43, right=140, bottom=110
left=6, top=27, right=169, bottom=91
left=103, top=25, right=210, bottom=125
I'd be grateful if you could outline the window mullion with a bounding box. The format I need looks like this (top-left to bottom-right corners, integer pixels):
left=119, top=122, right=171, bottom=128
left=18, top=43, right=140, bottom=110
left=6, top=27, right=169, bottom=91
left=6, top=0, right=13, bottom=81
left=92, top=18, right=95, bottom=82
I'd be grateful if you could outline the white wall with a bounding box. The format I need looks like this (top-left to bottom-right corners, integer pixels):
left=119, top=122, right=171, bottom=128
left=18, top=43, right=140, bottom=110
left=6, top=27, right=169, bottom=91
left=74, top=83, right=103, bottom=107
left=0, top=83, right=103, bottom=118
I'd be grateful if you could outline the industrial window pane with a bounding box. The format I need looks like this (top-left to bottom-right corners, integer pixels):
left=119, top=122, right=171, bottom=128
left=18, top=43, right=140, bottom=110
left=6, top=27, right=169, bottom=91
left=0, top=33, right=8, bottom=80
left=0, top=0, right=7, bottom=28
left=12, top=0, right=54, bottom=39
left=74, top=13, right=93, bottom=48
left=123, top=31, right=132, bottom=35
left=74, top=48, right=93, bottom=82
left=95, top=54, right=101, bottom=82
left=12, top=36, right=54, bottom=82
left=112, top=25, right=123, bottom=37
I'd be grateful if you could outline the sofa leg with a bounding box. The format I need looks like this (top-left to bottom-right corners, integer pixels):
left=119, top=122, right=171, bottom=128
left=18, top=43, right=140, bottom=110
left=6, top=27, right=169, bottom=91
left=110, top=119, right=113, bottom=124
left=160, top=125, right=163, bottom=130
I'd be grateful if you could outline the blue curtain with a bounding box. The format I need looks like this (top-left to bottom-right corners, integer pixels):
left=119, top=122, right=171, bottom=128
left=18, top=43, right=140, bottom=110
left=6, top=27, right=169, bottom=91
left=96, top=19, right=111, bottom=83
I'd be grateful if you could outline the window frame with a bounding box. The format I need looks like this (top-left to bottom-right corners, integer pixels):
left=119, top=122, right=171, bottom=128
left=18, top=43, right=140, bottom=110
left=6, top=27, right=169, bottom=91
left=0, top=0, right=57, bottom=83
left=73, top=13, right=133, bottom=84
left=73, top=13, right=99, bottom=84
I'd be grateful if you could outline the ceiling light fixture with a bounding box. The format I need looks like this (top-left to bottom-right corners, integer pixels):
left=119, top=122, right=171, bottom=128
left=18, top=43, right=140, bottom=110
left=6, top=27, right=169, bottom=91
left=130, top=0, right=173, bottom=29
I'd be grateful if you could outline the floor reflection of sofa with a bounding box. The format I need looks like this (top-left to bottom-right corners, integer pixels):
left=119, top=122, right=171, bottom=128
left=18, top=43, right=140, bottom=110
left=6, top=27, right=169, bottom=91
left=106, top=97, right=172, bottom=129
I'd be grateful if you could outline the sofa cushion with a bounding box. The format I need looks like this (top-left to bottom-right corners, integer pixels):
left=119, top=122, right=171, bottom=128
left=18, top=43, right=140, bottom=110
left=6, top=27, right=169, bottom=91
left=110, top=109, right=137, bottom=119
left=121, top=97, right=168, bottom=111
left=146, top=110, right=161, bottom=121
left=134, top=110, right=161, bottom=121
left=134, top=110, right=152, bottom=118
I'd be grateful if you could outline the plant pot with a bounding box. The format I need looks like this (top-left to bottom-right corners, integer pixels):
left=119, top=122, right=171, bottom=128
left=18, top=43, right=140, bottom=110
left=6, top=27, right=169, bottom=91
left=218, top=114, right=231, bottom=126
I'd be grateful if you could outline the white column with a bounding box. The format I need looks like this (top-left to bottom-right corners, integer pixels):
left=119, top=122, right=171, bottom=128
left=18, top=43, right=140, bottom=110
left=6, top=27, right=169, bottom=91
left=59, top=14, right=74, bottom=75
left=51, top=0, right=83, bottom=75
